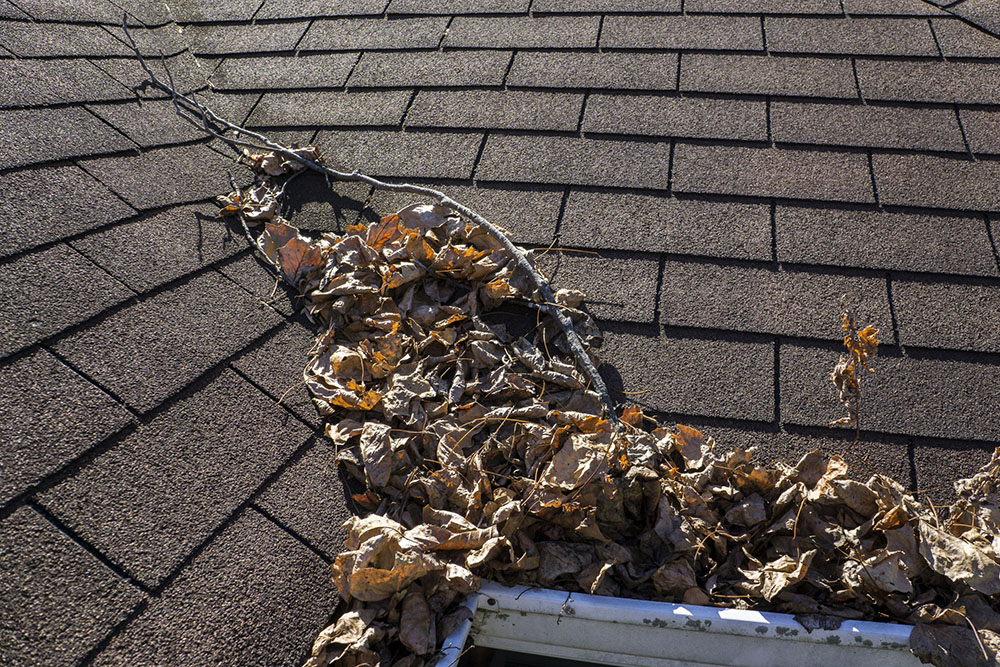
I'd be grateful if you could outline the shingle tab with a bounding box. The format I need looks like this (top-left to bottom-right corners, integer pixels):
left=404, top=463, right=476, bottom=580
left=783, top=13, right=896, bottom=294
left=673, top=144, right=875, bottom=203
left=0, top=58, right=128, bottom=107
left=0, top=244, right=133, bottom=357
left=39, top=371, right=310, bottom=588
left=0, top=350, right=133, bottom=505
left=349, top=50, right=511, bottom=87
left=857, top=61, right=1000, bottom=104
left=660, top=261, right=891, bottom=339
left=249, top=90, right=411, bottom=127
left=765, top=17, right=938, bottom=56
left=770, top=102, right=965, bottom=151
left=300, top=17, right=447, bottom=50
left=0, top=107, right=134, bottom=169
left=560, top=191, right=772, bottom=260
left=0, top=507, right=144, bottom=667
left=584, top=94, right=767, bottom=141
left=388, top=0, right=529, bottom=12
left=872, top=154, right=1000, bottom=211
left=601, top=330, right=775, bottom=421
left=69, top=204, right=244, bottom=293
left=507, top=51, right=678, bottom=90
left=0, top=23, right=130, bottom=56
left=50, top=272, right=282, bottom=413
left=90, top=509, right=335, bottom=666
left=533, top=0, right=680, bottom=10
left=86, top=98, right=208, bottom=147
left=781, top=345, right=1000, bottom=441
left=601, top=15, right=763, bottom=50
left=273, top=173, right=370, bottom=232
left=185, top=22, right=310, bottom=56
left=231, top=322, right=320, bottom=427
left=842, top=0, right=945, bottom=15
left=444, top=16, right=600, bottom=48
left=776, top=207, right=998, bottom=276
left=958, top=109, right=1000, bottom=156
left=255, top=444, right=350, bottom=558
left=932, top=18, right=1000, bottom=58
left=681, top=54, right=858, bottom=98
left=6, top=0, right=122, bottom=22
left=538, top=252, right=660, bottom=323
left=170, top=0, right=263, bottom=22
left=216, top=253, right=299, bottom=317
left=209, top=53, right=359, bottom=90
left=0, top=165, right=135, bottom=258
left=951, top=0, right=1000, bottom=36
left=894, top=281, right=1000, bottom=353
left=686, top=0, right=842, bottom=14
left=80, top=144, right=241, bottom=210
left=477, top=135, right=672, bottom=189
left=258, top=0, right=388, bottom=19
left=407, top=90, right=583, bottom=131
left=92, top=53, right=208, bottom=98
left=315, top=130, right=483, bottom=179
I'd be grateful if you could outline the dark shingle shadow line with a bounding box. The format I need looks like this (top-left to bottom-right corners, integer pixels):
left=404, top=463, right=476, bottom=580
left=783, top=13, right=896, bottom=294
left=985, top=213, right=1000, bottom=273
left=28, top=499, right=154, bottom=593
left=885, top=275, right=904, bottom=349
left=75, top=453, right=321, bottom=665
left=250, top=502, right=331, bottom=564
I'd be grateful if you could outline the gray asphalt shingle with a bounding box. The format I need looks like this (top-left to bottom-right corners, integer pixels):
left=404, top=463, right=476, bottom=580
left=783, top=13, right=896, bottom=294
left=673, top=144, right=875, bottom=203
left=659, top=261, right=892, bottom=339
left=0, top=244, right=134, bottom=358
left=407, top=90, right=584, bottom=131
left=0, top=506, right=145, bottom=666
left=0, top=350, right=134, bottom=505
left=601, top=15, right=764, bottom=50
left=770, top=102, right=965, bottom=152
left=300, top=17, right=447, bottom=50
left=680, top=54, right=858, bottom=98
left=765, top=17, right=938, bottom=56
left=775, top=207, right=999, bottom=276
left=507, top=52, right=679, bottom=90
left=478, top=135, right=672, bottom=189
left=560, top=192, right=772, bottom=260
left=601, top=329, right=775, bottom=422
left=0, top=165, right=136, bottom=258
left=782, top=345, right=1000, bottom=442
left=349, top=50, right=512, bottom=87
left=584, top=94, right=767, bottom=141
left=90, top=509, right=335, bottom=666
left=50, top=272, right=282, bottom=413
left=38, top=370, right=311, bottom=587
left=444, top=16, right=600, bottom=48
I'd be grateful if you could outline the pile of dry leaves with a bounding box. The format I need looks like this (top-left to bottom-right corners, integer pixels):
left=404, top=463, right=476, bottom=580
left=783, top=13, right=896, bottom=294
left=222, top=148, right=1000, bottom=667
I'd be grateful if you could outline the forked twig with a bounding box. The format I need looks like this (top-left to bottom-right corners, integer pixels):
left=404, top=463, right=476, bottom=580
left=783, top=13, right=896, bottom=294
left=122, top=16, right=618, bottom=427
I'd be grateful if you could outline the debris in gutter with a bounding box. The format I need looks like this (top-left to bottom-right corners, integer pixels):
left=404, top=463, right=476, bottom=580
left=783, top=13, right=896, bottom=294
left=120, top=22, right=1000, bottom=667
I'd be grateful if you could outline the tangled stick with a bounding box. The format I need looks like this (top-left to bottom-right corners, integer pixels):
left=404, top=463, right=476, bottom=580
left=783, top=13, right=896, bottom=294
left=121, top=17, right=618, bottom=427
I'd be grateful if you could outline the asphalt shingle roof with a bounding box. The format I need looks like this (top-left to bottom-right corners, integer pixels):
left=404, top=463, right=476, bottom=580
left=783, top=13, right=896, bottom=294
left=2, top=0, right=1000, bottom=664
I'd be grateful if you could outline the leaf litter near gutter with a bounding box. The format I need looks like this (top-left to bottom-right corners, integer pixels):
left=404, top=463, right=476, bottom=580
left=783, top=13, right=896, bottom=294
left=118, top=24, right=1000, bottom=667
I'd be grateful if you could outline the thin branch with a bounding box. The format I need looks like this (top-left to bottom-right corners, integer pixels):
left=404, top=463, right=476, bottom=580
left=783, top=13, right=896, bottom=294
left=121, top=16, right=617, bottom=426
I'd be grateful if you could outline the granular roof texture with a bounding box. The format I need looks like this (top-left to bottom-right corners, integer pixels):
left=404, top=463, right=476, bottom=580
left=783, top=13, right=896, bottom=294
left=1, top=0, right=999, bottom=664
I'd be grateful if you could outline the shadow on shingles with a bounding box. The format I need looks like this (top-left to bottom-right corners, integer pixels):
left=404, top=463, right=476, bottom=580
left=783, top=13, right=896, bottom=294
left=280, top=171, right=369, bottom=234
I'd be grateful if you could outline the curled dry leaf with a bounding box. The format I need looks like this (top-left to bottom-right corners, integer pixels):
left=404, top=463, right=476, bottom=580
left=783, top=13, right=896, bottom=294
left=228, top=158, right=1000, bottom=667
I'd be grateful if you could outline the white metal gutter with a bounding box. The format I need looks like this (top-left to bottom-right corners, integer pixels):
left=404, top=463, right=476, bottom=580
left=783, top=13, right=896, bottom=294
left=437, top=582, right=921, bottom=667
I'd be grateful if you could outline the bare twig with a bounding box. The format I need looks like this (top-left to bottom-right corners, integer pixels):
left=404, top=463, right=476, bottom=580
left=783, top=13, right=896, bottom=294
left=121, top=16, right=617, bottom=426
